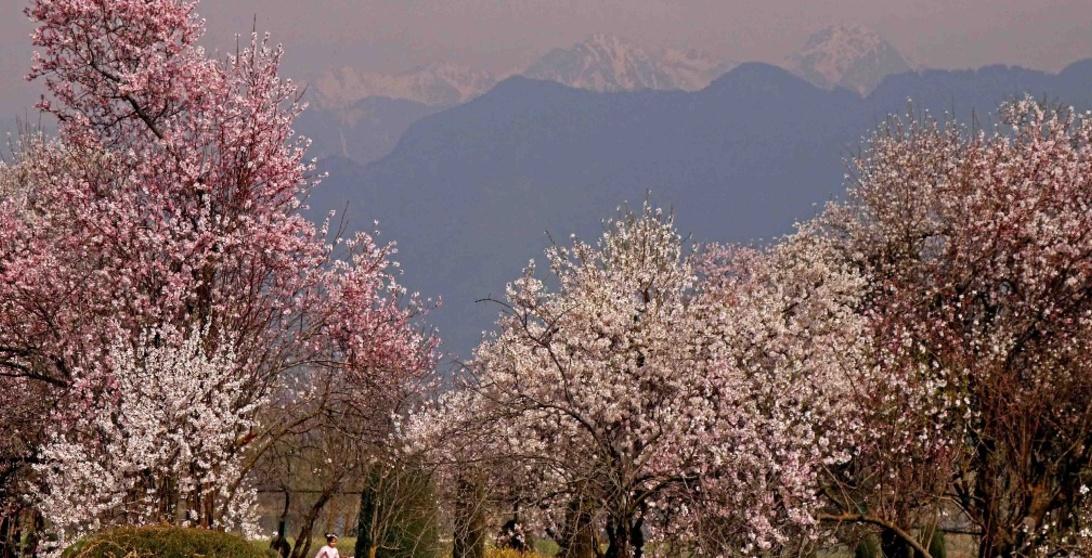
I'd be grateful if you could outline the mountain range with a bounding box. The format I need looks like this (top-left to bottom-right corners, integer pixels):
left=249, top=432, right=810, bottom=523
left=305, top=59, right=1092, bottom=359
left=298, top=26, right=910, bottom=166
left=311, top=62, right=496, bottom=108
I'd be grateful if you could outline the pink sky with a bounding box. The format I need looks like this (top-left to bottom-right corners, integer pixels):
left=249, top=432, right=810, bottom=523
left=2, top=0, right=1092, bottom=119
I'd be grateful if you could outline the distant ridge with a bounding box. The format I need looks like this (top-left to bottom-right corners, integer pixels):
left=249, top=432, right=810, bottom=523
left=312, top=63, right=497, bottom=109
left=298, top=34, right=737, bottom=165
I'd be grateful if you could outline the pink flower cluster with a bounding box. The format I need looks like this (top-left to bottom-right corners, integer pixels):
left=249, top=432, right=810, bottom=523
left=1, top=0, right=436, bottom=544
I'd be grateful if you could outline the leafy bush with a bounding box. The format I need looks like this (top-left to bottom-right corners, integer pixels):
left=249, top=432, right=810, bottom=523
left=63, top=525, right=275, bottom=558
left=355, top=464, right=441, bottom=558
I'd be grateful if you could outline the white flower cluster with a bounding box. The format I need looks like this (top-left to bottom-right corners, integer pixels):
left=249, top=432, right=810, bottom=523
left=33, top=325, right=265, bottom=554
left=407, top=205, right=867, bottom=556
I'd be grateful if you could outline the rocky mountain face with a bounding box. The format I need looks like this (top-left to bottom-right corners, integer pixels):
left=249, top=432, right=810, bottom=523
left=788, top=25, right=912, bottom=95
left=524, top=33, right=735, bottom=92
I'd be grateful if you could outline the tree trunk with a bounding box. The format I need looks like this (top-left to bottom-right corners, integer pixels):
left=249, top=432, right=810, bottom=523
left=290, top=488, right=336, bottom=558
left=22, top=511, right=42, bottom=558
left=0, top=514, right=13, bottom=558
left=974, top=484, right=1014, bottom=558
left=452, top=474, right=486, bottom=558
left=603, top=515, right=642, bottom=558
left=629, top=517, right=643, bottom=558
left=880, top=527, right=917, bottom=558
left=355, top=472, right=379, bottom=558
left=978, top=532, right=1016, bottom=558
left=557, top=498, right=598, bottom=558
left=271, top=489, right=291, bottom=558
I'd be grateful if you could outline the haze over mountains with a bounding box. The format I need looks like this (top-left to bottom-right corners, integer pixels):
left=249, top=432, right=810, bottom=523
left=302, top=50, right=1092, bottom=359
left=297, top=26, right=922, bottom=167
left=312, top=62, right=496, bottom=108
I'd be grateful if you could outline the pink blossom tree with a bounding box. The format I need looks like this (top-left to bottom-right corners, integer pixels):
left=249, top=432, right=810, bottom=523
left=0, top=0, right=435, bottom=546
left=694, top=233, right=872, bottom=557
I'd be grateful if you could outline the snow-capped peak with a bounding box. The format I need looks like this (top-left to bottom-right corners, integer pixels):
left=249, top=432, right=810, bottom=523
left=524, top=34, right=735, bottom=92
left=788, top=25, right=911, bottom=95
left=309, top=35, right=738, bottom=108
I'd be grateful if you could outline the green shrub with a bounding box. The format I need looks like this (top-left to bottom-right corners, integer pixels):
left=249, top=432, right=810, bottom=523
left=926, top=529, right=946, bottom=558
left=63, top=525, right=275, bottom=558
left=355, top=464, right=441, bottom=558
left=854, top=534, right=880, bottom=558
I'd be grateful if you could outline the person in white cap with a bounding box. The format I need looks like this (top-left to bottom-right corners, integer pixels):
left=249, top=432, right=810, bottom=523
left=315, top=533, right=340, bottom=558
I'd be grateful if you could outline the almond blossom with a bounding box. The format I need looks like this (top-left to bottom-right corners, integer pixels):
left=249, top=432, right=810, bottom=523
left=33, top=326, right=262, bottom=553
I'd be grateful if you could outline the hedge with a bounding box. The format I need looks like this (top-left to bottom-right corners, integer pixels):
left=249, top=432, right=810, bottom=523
left=62, top=525, right=276, bottom=558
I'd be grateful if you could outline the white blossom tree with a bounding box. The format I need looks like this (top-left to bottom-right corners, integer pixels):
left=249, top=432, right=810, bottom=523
left=408, top=205, right=867, bottom=558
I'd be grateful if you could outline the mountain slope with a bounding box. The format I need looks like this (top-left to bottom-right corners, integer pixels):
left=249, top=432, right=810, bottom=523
left=300, top=35, right=737, bottom=165
left=295, top=96, right=441, bottom=165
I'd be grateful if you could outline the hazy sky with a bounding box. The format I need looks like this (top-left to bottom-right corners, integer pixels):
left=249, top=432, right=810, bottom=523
left=2, top=0, right=1092, bottom=119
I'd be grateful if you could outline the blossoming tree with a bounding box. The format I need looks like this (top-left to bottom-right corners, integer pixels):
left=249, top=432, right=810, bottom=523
left=0, top=0, right=435, bottom=549
left=408, top=206, right=865, bottom=558
left=34, top=326, right=263, bottom=548
left=819, top=99, right=1092, bottom=557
